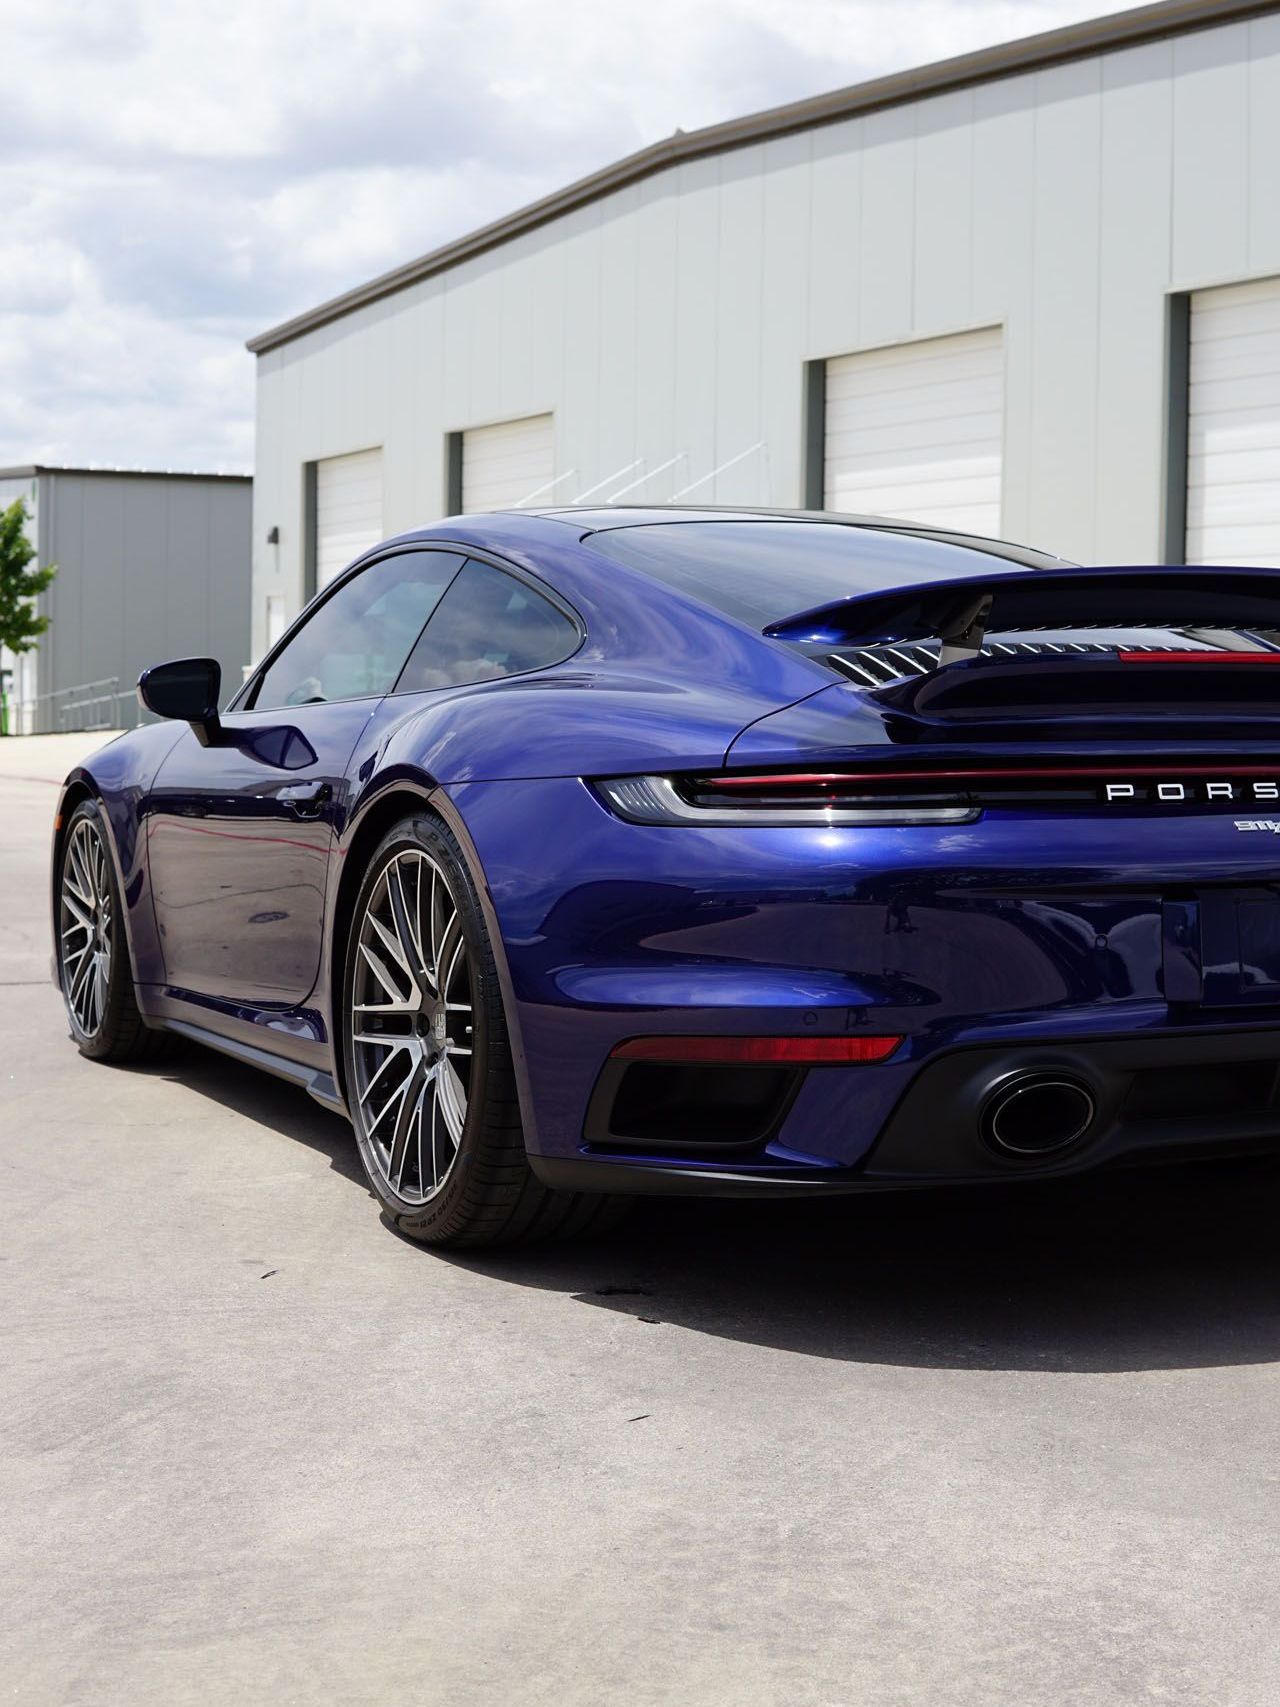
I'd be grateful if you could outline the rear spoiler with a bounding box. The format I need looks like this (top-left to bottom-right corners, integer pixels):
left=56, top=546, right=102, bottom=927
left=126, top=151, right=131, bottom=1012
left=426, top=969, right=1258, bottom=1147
left=763, top=566, right=1280, bottom=662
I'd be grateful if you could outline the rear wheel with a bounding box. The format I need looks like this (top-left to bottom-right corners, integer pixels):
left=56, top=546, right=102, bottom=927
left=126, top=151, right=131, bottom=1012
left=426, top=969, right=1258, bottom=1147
left=57, top=799, right=165, bottom=1062
left=342, top=813, right=626, bottom=1247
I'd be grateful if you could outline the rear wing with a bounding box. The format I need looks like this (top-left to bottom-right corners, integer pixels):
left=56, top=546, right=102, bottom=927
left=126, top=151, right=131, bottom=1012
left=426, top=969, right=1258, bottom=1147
left=763, top=566, right=1280, bottom=663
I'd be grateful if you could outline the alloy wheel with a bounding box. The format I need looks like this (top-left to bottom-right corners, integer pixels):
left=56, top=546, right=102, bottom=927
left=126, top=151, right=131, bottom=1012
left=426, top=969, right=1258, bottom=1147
left=350, top=848, right=475, bottom=1204
left=60, top=818, right=113, bottom=1038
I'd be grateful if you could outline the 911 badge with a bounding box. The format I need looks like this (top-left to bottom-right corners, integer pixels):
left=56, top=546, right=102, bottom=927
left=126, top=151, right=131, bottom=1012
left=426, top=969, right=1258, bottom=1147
left=1234, top=819, right=1280, bottom=833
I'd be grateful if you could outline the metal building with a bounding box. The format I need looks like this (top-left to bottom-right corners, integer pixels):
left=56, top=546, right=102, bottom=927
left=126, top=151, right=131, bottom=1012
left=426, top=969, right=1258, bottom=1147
left=0, top=466, right=251, bottom=733
left=247, top=0, right=1280, bottom=656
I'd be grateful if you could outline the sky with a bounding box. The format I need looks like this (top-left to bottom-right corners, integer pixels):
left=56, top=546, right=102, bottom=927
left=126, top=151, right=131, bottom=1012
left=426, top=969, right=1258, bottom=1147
left=0, top=0, right=1135, bottom=474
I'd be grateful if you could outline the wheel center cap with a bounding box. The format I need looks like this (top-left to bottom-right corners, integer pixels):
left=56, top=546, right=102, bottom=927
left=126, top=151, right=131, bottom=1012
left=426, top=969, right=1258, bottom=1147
left=414, top=1007, right=448, bottom=1059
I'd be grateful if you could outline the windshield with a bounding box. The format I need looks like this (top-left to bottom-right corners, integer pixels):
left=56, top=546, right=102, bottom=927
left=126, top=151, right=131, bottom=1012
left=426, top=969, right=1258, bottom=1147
left=584, top=520, right=1055, bottom=627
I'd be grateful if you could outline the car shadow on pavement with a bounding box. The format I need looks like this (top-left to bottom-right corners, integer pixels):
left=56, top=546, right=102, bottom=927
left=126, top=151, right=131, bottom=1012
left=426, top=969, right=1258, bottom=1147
left=141, top=1039, right=370, bottom=1188
left=153, top=1041, right=1280, bottom=1376
left=444, top=1156, right=1280, bottom=1377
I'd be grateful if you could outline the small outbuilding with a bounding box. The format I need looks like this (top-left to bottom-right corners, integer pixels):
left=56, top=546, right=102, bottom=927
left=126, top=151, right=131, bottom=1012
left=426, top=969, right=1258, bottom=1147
left=0, top=465, right=251, bottom=734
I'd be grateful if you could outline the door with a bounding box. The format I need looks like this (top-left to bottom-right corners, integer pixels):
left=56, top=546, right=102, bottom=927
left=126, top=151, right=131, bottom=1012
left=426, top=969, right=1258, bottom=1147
left=315, top=448, right=383, bottom=589
left=824, top=327, right=1004, bottom=534
left=461, top=414, right=555, bottom=510
left=1186, top=277, right=1280, bottom=568
left=145, top=547, right=465, bottom=1006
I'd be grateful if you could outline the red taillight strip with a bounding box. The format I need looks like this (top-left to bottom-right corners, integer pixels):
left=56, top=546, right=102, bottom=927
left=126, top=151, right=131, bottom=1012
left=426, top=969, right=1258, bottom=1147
left=704, top=763, right=1280, bottom=790
left=610, top=1035, right=904, bottom=1065
left=1118, top=651, right=1280, bottom=664
left=705, top=772, right=894, bottom=789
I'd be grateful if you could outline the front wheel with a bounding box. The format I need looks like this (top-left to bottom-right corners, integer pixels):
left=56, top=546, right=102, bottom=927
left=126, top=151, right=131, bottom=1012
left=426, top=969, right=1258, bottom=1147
left=57, top=799, right=166, bottom=1062
left=341, top=813, right=625, bottom=1248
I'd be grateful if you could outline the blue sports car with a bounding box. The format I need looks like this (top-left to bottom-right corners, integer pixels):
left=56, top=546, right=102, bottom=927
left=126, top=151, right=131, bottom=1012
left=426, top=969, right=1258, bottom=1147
left=51, top=507, right=1280, bottom=1245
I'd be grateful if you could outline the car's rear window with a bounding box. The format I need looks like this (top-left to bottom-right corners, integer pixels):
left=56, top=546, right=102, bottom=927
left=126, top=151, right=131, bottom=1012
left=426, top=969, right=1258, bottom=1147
left=585, top=520, right=1045, bottom=627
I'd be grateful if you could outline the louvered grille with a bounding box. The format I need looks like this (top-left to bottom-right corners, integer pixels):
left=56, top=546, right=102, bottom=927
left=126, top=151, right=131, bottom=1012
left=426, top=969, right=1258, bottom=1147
left=828, top=637, right=1209, bottom=688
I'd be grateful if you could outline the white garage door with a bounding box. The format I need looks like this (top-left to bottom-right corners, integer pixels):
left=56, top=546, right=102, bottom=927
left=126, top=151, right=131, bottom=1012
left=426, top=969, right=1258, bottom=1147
left=824, top=326, right=1004, bottom=535
left=1186, top=277, right=1280, bottom=568
left=462, top=414, right=555, bottom=511
left=315, top=448, right=383, bottom=589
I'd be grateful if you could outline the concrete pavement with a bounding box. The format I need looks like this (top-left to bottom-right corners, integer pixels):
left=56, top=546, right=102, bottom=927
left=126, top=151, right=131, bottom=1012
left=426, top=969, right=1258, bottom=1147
left=2, top=732, right=1278, bottom=1705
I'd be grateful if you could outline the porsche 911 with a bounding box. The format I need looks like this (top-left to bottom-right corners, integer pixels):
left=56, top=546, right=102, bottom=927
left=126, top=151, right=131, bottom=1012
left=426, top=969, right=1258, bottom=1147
left=51, top=507, right=1280, bottom=1244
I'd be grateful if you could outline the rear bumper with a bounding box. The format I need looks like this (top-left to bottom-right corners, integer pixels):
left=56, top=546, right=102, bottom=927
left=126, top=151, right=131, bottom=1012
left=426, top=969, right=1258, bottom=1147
left=532, top=1024, right=1280, bottom=1196
left=862, top=1025, right=1280, bottom=1182
left=449, top=776, right=1280, bottom=1192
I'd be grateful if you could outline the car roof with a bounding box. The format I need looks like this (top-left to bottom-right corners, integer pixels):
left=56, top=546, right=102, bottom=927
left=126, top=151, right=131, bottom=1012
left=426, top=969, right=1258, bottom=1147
left=526, top=505, right=1069, bottom=571
left=533, top=503, right=917, bottom=532
left=379, top=506, right=1069, bottom=575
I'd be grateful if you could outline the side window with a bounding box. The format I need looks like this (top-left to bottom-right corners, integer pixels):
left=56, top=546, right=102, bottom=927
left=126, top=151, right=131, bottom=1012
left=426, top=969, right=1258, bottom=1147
left=395, top=558, right=579, bottom=693
left=253, top=550, right=465, bottom=709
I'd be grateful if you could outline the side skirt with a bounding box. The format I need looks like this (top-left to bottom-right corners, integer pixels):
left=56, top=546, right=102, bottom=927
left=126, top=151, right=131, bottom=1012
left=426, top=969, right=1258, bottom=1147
left=161, top=1018, right=349, bottom=1118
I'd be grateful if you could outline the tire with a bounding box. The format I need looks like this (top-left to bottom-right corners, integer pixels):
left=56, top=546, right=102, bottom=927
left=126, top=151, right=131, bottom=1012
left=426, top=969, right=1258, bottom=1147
left=341, top=811, right=628, bottom=1249
left=57, top=798, right=167, bottom=1063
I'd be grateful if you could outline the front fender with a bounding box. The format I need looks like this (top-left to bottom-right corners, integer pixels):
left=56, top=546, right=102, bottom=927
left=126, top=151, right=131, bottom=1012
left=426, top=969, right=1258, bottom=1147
left=50, top=724, right=187, bottom=996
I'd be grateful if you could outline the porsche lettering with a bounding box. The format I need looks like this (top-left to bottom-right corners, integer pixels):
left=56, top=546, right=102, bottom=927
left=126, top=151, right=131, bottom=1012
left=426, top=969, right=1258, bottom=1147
left=1104, top=780, right=1280, bottom=803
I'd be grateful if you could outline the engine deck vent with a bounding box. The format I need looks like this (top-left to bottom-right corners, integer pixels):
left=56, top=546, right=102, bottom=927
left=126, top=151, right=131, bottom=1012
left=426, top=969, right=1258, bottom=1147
left=829, top=637, right=1210, bottom=689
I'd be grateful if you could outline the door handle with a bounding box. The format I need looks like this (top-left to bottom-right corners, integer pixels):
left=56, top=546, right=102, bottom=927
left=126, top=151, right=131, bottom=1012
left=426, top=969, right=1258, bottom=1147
left=279, top=781, right=332, bottom=818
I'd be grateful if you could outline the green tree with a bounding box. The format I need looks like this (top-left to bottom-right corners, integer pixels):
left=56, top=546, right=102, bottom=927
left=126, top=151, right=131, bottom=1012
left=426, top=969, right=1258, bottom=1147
left=0, top=498, right=57, bottom=734
left=0, top=498, right=56, bottom=656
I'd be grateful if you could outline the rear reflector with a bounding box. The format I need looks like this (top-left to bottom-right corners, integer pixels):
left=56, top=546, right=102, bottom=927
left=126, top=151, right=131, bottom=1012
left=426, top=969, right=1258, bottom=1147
left=610, top=1035, right=904, bottom=1065
left=1117, top=651, right=1280, bottom=664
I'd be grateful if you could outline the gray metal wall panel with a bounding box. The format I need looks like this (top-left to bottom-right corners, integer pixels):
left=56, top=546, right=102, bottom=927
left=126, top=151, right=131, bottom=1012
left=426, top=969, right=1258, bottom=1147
left=1171, top=24, right=1252, bottom=287
left=760, top=133, right=812, bottom=511
left=857, top=105, right=916, bottom=350
left=632, top=177, right=681, bottom=504
left=1097, top=42, right=1177, bottom=566
left=38, top=474, right=249, bottom=712
left=714, top=151, right=766, bottom=503
left=807, top=121, right=859, bottom=365
left=913, top=89, right=975, bottom=335
left=596, top=185, right=643, bottom=495
left=558, top=205, right=606, bottom=501
left=1249, top=14, right=1280, bottom=275
left=1026, top=60, right=1103, bottom=558
left=0, top=472, right=41, bottom=710
left=670, top=157, right=720, bottom=506
left=0, top=474, right=35, bottom=510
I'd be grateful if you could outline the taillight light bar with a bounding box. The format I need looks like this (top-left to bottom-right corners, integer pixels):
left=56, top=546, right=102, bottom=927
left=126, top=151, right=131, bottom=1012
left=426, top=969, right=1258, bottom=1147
left=611, top=1035, right=904, bottom=1065
left=702, top=762, right=1280, bottom=789
left=1117, top=651, right=1280, bottom=664
left=593, top=763, right=1280, bottom=825
left=592, top=774, right=975, bottom=826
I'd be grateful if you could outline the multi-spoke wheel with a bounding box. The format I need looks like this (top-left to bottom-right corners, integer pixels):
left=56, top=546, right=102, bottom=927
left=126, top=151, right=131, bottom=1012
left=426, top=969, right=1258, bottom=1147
left=60, top=815, right=113, bottom=1039
left=342, top=813, right=627, bottom=1248
left=56, top=799, right=162, bottom=1062
left=350, top=845, right=475, bottom=1205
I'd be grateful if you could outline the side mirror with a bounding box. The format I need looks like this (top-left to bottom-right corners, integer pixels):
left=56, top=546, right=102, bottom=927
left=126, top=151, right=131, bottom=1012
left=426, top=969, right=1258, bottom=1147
left=137, top=657, right=223, bottom=747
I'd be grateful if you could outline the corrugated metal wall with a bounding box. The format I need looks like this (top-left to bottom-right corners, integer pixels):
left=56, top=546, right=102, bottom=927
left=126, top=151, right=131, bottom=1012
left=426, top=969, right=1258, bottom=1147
left=38, top=473, right=252, bottom=713
left=0, top=472, right=41, bottom=722
left=252, top=10, right=1280, bottom=648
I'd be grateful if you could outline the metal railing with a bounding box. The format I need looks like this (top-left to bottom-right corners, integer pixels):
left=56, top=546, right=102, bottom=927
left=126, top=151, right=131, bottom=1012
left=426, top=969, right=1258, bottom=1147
left=1, top=677, right=145, bottom=736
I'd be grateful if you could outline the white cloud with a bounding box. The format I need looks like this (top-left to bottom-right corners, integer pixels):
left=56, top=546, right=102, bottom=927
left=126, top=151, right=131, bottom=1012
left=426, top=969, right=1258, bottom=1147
left=1, top=0, right=1132, bottom=471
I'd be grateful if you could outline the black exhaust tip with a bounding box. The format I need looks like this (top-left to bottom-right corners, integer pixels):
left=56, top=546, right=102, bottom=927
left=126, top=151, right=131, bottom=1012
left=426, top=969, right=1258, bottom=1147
left=979, top=1072, right=1096, bottom=1158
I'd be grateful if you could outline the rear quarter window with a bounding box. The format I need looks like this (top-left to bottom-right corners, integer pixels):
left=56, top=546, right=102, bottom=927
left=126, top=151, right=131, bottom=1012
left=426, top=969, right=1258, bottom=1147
left=395, top=558, right=579, bottom=692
